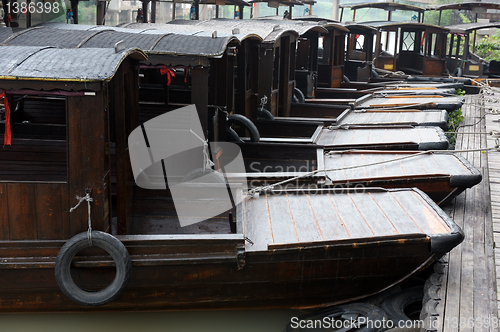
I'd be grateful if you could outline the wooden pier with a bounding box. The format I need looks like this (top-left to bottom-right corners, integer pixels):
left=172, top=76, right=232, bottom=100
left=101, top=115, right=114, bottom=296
left=434, top=92, right=499, bottom=331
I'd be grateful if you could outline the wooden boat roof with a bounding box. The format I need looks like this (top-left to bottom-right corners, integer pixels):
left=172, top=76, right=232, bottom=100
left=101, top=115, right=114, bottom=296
left=242, top=187, right=461, bottom=252
left=200, top=0, right=251, bottom=6
left=169, top=19, right=307, bottom=42
left=363, top=21, right=448, bottom=32
left=343, top=22, right=378, bottom=34
left=446, top=22, right=500, bottom=34
left=0, top=45, right=146, bottom=83
left=249, top=0, right=303, bottom=7
left=257, top=16, right=349, bottom=33
left=323, top=150, right=481, bottom=187
left=339, top=2, right=425, bottom=13
left=426, top=1, right=500, bottom=12
left=0, top=25, right=239, bottom=58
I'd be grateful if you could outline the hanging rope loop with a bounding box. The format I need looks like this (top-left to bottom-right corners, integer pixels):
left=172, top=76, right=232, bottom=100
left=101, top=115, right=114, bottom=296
left=69, top=187, right=94, bottom=246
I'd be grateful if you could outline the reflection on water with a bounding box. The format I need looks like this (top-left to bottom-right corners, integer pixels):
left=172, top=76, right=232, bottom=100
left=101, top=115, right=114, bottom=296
left=0, top=310, right=301, bottom=332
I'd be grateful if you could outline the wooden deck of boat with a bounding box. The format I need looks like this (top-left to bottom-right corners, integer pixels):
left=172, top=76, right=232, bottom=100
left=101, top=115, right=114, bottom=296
left=242, top=188, right=452, bottom=253
left=316, top=126, right=444, bottom=148
left=434, top=93, right=499, bottom=331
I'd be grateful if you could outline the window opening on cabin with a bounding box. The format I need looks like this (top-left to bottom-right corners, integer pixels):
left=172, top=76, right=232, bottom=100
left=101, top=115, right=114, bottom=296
left=355, top=34, right=365, bottom=51
left=401, top=31, right=416, bottom=52
left=381, top=31, right=396, bottom=56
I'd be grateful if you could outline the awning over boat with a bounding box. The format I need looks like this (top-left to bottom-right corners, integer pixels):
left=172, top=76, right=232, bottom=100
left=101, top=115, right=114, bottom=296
left=445, top=22, right=500, bottom=34
left=339, top=2, right=425, bottom=13
left=362, top=21, right=449, bottom=33
left=0, top=25, right=239, bottom=58
left=426, top=1, right=500, bottom=12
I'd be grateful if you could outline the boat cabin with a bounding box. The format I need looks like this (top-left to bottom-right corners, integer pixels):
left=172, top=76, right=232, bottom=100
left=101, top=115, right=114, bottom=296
left=370, top=22, right=448, bottom=76
left=445, top=22, right=500, bottom=77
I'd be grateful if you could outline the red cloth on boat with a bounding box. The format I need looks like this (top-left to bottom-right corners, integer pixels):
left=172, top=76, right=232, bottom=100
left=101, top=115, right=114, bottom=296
left=160, top=66, right=175, bottom=85
left=0, top=90, right=11, bottom=146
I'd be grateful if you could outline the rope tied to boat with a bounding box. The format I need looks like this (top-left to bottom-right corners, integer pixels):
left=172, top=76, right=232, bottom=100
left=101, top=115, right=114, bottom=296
left=189, top=129, right=214, bottom=171
left=69, top=188, right=94, bottom=246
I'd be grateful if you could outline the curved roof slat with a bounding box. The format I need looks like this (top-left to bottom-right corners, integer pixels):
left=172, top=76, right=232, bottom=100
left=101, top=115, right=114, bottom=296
left=446, top=22, right=500, bottom=34
left=151, top=34, right=235, bottom=57
left=339, top=1, right=424, bottom=13
left=0, top=46, right=147, bottom=82
left=426, top=1, right=500, bottom=12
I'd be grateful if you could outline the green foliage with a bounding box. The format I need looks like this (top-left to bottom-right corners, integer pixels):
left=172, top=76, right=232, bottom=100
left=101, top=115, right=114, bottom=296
left=445, top=89, right=466, bottom=148
left=475, top=29, right=500, bottom=62
left=447, top=108, right=465, bottom=148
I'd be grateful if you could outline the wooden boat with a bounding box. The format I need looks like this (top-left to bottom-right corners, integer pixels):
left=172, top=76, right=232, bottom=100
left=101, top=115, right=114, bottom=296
left=444, top=22, right=500, bottom=78
left=230, top=144, right=482, bottom=204
left=0, top=46, right=465, bottom=312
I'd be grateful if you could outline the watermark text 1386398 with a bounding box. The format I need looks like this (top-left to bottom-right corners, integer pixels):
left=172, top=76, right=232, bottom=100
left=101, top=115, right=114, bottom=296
left=6, top=1, right=60, bottom=15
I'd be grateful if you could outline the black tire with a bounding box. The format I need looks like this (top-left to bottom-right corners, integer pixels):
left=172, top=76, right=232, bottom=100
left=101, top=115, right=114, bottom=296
left=257, top=107, right=274, bottom=120
left=381, top=287, right=424, bottom=326
left=343, top=74, right=351, bottom=83
left=293, top=87, right=305, bottom=103
left=286, top=303, right=386, bottom=332
left=226, top=114, right=260, bottom=142
left=226, top=127, right=243, bottom=142
left=371, top=68, right=380, bottom=78
left=55, top=231, right=131, bottom=306
left=182, top=168, right=226, bottom=183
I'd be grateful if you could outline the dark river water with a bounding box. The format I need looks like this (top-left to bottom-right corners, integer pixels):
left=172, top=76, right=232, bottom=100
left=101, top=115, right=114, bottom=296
left=0, top=310, right=300, bottom=331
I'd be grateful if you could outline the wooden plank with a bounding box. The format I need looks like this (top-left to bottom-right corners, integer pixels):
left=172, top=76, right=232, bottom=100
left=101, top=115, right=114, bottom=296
left=0, top=183, right=10, bottom=240
left=368, top=191, right=423, bottom=234
left=243, top=196, right=272, bottom=252
left=305, top=194, right=350, bottom=240
left=329, top=194, right=374, bottom=238
left=266, top=195, right=299, bottom=245
left=7, top=183, right=36, bottom=240
left=348, top=192, right=397, bottom=236
left=442, top=194, right=465, bottom=332
left=286, top=195, right=323, bottom=243
left=35, top=183, right=65, bottom=240
left=390, top=190, right=449, bottom=235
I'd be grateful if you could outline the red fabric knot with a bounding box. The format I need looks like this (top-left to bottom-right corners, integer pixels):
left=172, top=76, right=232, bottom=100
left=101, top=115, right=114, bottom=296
left=0, top=90, right=11, bottom=147
left=160, top=66, right=175, bottom=85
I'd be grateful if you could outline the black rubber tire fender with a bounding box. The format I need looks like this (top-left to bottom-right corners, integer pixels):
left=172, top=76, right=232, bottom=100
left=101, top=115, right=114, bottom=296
left=226, top=114, right=260, bottom=142
left=293, top=87, right=306, bottom=104
left=381, top=286, right=424, bottom=326
left=55, top=231, right=132, bottom=306
left=257, top=107, right=275, bottom=120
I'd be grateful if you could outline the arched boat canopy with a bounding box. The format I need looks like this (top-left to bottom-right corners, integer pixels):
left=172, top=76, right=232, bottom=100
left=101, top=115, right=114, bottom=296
left=0, top=25, right=239, bottom=58
left=340, top=2, right=425, bottom=13
left=0, top=46, right=146, bottom=82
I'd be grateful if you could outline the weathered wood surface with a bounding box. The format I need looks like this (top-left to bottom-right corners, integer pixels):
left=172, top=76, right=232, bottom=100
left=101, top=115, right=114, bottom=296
left=243, top=188, right=452, bottom=252
left=340, top=109, right=448, bottom=129
left=316, top=126, right=447, bottom=150
left=434, top=93, right=499, bottom=332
